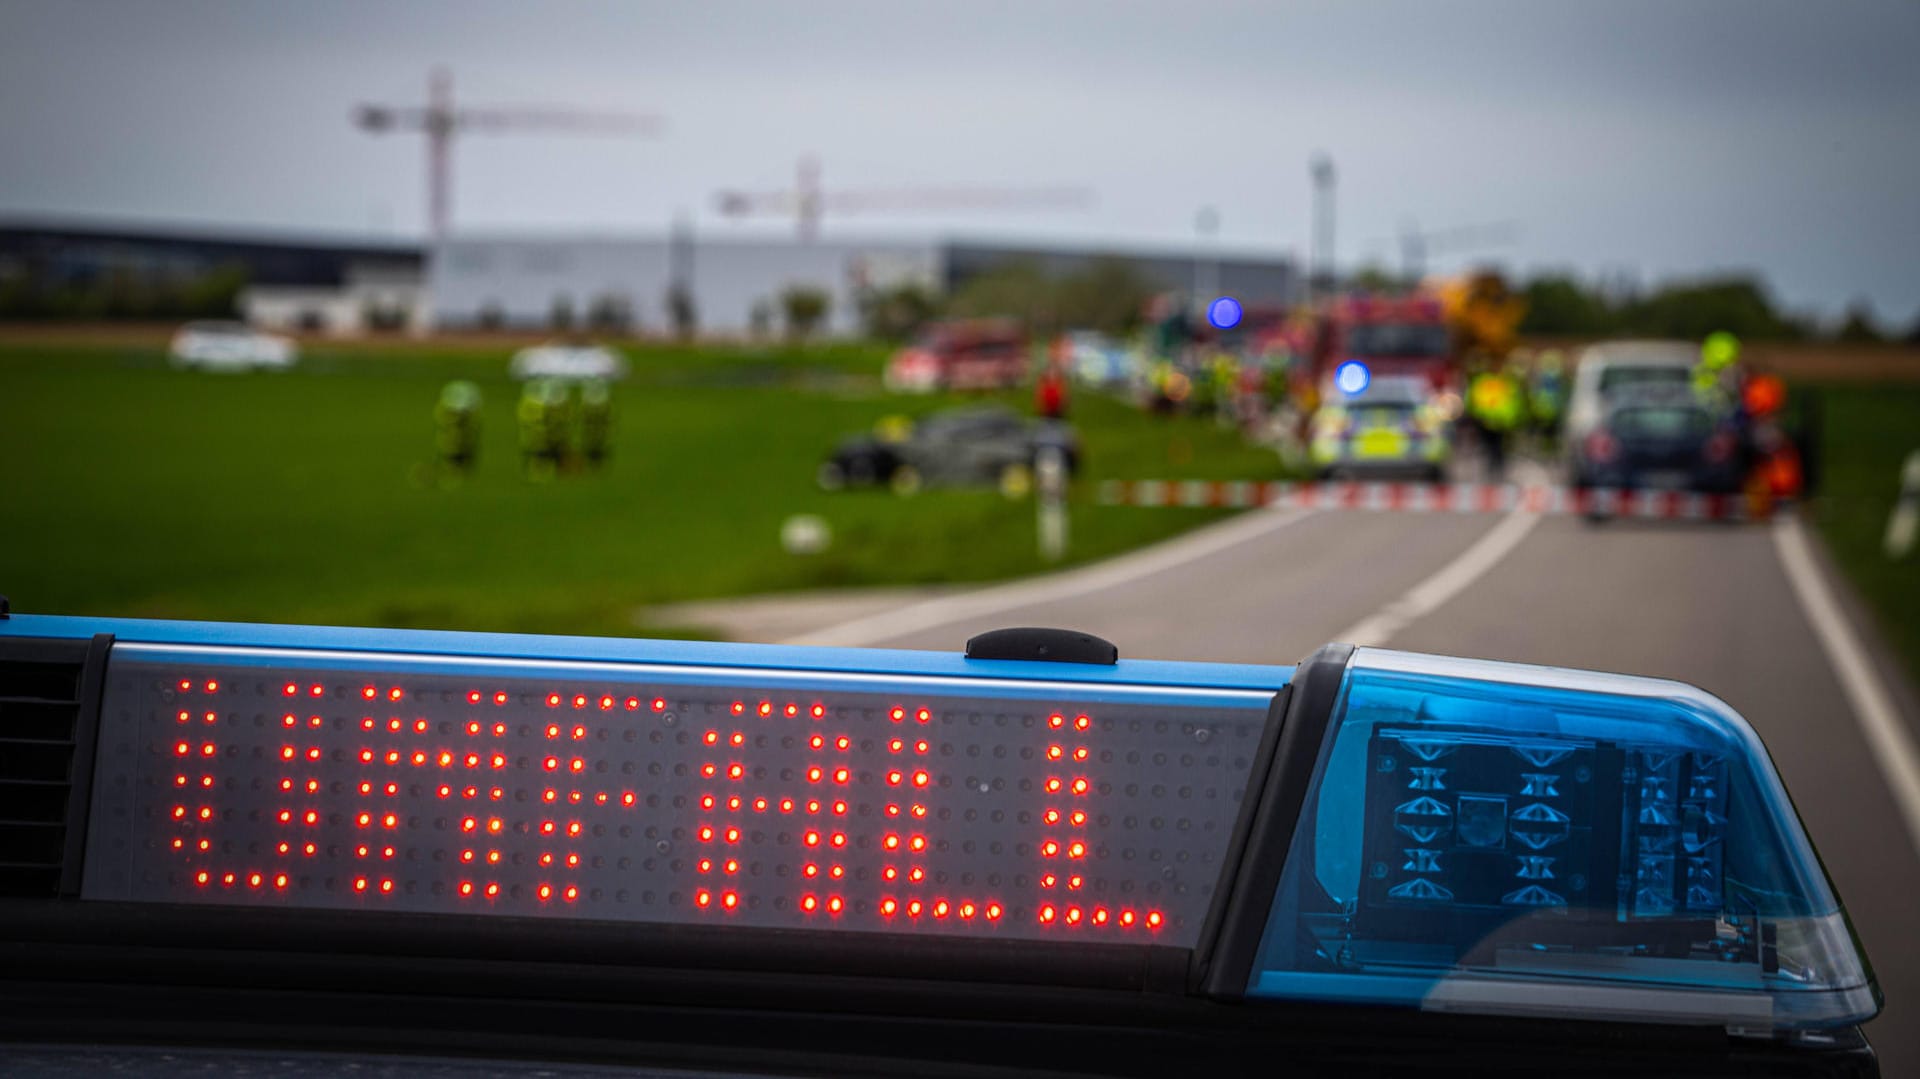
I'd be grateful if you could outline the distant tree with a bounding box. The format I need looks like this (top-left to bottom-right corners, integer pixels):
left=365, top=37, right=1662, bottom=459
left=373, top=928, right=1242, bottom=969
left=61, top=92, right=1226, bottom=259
left=748, top=299, right=774, bottom=340
left=363, top=297, right=409, bottom=333
left=944, top=258, right=1153, bottom=337
left=1834, top=302, right=1886, bottom=344
left=1615, top=276, right=1804, bottom=341
left=945, top=261, right=1054, bottom=329
left=1347, top=264, right=1405, bottom=295
left=781, top=285, right=831, bottom=341
left=858, top=282, right=939, bottom=340
left=476, top=301, right=506, bottom=331
left=1905, top=312, right=1920, bottom=346
left=587, top=293, right=634, bottom=334
left=181, top=264, right=249, bottom=319
left=665, top=283, right=698, bottom=341
left=1519, top=274, right=1615, bottom=336
left=549, top=294, right=576, bottom=332
left=1052, top=258, right=1154, bottom=336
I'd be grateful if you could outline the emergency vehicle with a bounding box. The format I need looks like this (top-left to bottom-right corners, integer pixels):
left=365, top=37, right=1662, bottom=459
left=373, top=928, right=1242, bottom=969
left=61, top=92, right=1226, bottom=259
left=0, top=612, right=1883, bottom=1076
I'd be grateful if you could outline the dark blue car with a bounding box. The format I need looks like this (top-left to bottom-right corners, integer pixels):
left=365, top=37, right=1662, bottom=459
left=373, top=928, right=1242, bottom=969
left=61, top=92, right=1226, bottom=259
left=1572, top=385, right=1743, bottom=495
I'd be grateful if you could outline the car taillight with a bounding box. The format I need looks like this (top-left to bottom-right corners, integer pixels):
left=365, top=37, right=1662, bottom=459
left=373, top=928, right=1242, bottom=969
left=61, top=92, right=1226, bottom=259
left=1584, top=430, right=1618, bottom=463
left=1705, top=431, right=1736, bottom=463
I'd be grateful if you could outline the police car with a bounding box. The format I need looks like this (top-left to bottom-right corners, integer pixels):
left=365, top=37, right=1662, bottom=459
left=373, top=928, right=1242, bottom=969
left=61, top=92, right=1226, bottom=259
left=0, top=612, right=1883, bottom=1076
left=1309, top=373, right=1452, bottom=482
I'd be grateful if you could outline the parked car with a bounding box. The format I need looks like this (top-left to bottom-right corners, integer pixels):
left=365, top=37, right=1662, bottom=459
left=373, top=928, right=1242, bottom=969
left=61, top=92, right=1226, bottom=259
left=509, top=341, right=629, bottom=382
left=1308, top=375, right=1451, bottom=481
left=167, top=321, right=297, bottom=371
left=883, top=320, right=1029, bottom=393
left=1571, top=383, right=1743, bottom=497
left=1563, top=339, right=1698, bottom=448
left=819, top=405, right=1079, bottom=495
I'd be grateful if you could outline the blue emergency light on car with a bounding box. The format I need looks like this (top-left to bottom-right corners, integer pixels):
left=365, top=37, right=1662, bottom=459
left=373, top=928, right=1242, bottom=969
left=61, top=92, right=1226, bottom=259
left=0, top=614, right=1879, bottom=1041
left=1334, top=359, right=1371, bottom=395
left=1246, top=648, right=1879, bottom=1031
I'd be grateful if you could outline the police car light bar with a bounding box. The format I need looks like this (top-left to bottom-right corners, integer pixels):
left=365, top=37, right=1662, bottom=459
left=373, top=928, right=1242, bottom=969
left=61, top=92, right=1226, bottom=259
left=0, top=614, right=1880, bottom=1037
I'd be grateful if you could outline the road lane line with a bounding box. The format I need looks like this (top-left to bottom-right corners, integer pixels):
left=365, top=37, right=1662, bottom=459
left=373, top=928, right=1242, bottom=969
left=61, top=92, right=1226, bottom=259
left=1331, top=505, right=1543, bottom=647
left=1773, top=513, right=1920, bottom=857
left=783, top=504, right=1318, bottom=647
left=1331, top=461, right=1554, bottom=647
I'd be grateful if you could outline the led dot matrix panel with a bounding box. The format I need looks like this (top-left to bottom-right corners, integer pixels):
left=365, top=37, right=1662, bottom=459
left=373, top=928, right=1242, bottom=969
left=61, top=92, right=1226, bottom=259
left=83, top=647, right=1271, bottom=945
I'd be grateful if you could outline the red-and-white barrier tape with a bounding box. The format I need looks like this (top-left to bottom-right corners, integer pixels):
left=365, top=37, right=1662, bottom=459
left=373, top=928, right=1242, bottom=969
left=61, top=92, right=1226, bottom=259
left=1095, top=479, right=1782, bottom=520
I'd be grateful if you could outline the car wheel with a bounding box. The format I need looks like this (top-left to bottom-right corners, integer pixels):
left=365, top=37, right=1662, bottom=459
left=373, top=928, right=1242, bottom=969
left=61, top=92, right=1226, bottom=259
left=816, top=461, right=847, bottom=491
left=890, top=465, right=923, bottom=497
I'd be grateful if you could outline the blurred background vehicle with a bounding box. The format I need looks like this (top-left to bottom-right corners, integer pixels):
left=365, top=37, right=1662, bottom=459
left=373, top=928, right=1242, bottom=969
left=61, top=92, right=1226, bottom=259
left=883, top=319, right=1029, bottom=393
left=507, top=340, right=629, bottom=382
left=818, top=404, right=1078, bottom=495
left=1308, top=373, right=1450, bottom=481
left=1305, top=293, right=1460, bottom=396
left=1570, top=382, right=1743, bottom=497
left=1563, top=340, right=1698, bottom=447
left=166, top=320, right=296, bottom=371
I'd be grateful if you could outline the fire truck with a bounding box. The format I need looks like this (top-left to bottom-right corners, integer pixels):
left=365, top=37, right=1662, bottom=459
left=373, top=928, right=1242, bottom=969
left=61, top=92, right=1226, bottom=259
left=1303, top=293, right=1463, bottom=397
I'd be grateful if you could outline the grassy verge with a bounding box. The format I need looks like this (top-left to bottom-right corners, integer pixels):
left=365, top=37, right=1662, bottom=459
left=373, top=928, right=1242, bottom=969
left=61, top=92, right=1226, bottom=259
left=0, top=340, right=1282, bottom=637
left=1804, top=383, right=1920, bottom=684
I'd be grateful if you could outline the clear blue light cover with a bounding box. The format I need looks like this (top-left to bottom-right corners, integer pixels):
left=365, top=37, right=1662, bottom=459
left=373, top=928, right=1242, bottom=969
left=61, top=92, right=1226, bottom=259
left=1247, top=649, right=1879, bottom=1031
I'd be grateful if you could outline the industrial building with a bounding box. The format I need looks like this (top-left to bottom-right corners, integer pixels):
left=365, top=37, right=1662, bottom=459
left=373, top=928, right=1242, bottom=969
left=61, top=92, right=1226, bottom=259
left=430, top=233, right=1299, bottom=336
left=2, top=218, right=1299, bottom=337
left=0, top=219, right=425, bottom=334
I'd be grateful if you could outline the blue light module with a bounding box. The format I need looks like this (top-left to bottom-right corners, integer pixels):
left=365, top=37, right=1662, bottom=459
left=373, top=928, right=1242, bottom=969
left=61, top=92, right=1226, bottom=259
left=1207, top=296, right=1242, bottom=330
left=1334, top=360, right=1370, bottom=395
left=1247, top=648, right=1879, bottom=1032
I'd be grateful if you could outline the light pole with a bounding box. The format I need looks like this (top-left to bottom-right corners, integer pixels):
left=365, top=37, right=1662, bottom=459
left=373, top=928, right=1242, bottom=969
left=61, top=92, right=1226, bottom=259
left=1194, top=205, right=1220, bottom=310
left=1309, top=153, right=1336, bottom=302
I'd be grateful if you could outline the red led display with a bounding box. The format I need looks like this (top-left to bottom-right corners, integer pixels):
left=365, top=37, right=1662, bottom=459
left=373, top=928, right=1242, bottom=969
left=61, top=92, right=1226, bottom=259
left=89, top=661, right=1264, bottom=945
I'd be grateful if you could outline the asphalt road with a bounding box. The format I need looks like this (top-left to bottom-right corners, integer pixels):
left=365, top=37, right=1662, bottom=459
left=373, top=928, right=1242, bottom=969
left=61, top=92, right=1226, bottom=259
left=786, top=505, right=1920, bottom=1073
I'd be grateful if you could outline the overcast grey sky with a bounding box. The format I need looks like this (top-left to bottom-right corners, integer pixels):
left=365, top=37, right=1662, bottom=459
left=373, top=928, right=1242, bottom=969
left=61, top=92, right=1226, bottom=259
left=2, top=0, right=1916, bottom=322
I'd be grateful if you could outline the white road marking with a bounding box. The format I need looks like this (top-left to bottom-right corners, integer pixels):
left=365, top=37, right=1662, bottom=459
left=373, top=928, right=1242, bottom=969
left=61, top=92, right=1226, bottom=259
left=1332, top=508, right=1543, bottom=647
left=1331, top=461, right=1553, bottom=647
left=1773, top=513, right=1920, bottom=857
left=782, top=504, right=1318, bottom=647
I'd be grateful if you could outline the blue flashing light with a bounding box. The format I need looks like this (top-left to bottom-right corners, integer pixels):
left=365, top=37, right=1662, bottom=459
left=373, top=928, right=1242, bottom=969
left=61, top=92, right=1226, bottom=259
left=1207, top=296, right=1242, bottom=329
left=1247, top=648, right=1879, bottom=1031
left=1334, top=360, right=1370, bottom=395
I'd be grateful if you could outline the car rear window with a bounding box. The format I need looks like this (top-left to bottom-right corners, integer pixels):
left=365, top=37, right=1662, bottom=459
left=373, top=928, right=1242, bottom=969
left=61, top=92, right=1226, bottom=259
left=1611, top=406, right=1712, bottom=440
left=1599, top=365, right=1690, bottom=393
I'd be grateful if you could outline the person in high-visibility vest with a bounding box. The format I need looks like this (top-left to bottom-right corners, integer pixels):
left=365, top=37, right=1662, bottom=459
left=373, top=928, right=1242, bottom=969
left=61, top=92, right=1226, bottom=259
left=1528, top=350, right=1568, bottom=450
left=1693, top=330, right=1742, bottom=412
left=1468, top=364, right=1524, bottom=482
left=544, top=380, right=574, bottom=472
left=518, top=380, right=563, bottom=481
left=433, top=380, right=482, bottom=483
left=578, top=379, right=613, bottom=469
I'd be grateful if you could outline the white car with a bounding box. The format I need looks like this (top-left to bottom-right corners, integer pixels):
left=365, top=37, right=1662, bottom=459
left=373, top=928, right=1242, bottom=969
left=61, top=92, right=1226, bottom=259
left=1563, top=339, right=1698, bottom=447
left=508, top=342, right=629, bottom=382
left=167, top=321, right=298, bottom=372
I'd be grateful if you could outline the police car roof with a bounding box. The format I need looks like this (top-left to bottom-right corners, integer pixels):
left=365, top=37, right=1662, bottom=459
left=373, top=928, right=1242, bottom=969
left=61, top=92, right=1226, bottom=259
left=1344, top=375, right=1428, bottom=404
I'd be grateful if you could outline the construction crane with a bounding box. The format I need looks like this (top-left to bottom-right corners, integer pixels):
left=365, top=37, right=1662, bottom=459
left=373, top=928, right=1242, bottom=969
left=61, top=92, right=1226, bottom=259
left=353, top=68, right=664, bottom=245
left=714, top=156, right=1093, bottom=242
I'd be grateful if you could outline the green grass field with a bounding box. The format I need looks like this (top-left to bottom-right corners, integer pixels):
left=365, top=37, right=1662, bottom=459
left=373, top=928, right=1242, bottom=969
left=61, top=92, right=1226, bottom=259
left=1804, top=384, right=1920, bottom=685
left=0, top=339, right=1285, bottom=637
